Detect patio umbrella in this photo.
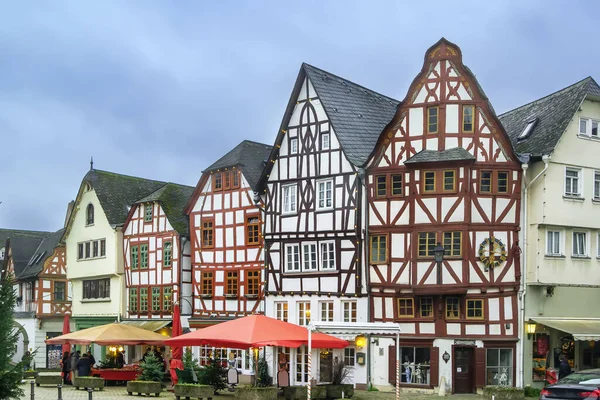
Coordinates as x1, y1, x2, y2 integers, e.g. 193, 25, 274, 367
61, 313, 71, 354
164, 314, 349, 349
169, 304, 184, 384
46, 321, 168, 346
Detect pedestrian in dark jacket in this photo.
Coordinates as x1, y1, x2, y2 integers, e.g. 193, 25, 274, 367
87, 351, 95, 367
77, 353, 93, 377
558, 354, 572, 379
61, 352, 71, 385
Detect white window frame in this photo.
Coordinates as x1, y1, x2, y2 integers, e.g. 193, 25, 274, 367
594, 171, 600, 200
342, 301, 357, 323
546, 230, 563, 256
302, 243, 317, 272
579, 118, 600, 138
275, 301, 288, 322
321, 132, 330, 150
486, 348, 513, 387
298, 301, 311, 326
290, 137, 298, 155
319, 301, 334, 322
344, 347, 356, 367
77, 238, 107, 261
565, 167, 582, 197
320, 241, 335, 271
282, 184, 297, 214
316, 179, 333, 210
597, 233, 600, 258
580, 118, 589, 135
572, 231, 589, 257
285, 244, 300, 273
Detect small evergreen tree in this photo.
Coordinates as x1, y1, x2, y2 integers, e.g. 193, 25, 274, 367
139, 352, 164, 382
256, 356, 271, 387
0, 273, 27, 399
198, 355, 227, 393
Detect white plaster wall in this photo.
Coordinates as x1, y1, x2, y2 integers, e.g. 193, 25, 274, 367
13, 317, 37, 364
35, 319, 72, 368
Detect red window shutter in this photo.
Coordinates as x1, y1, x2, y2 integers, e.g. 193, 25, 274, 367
475, 347, 486, 388
388, 345, 397, 385
430, 346, 439, 386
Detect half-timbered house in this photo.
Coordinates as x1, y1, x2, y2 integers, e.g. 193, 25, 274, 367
260, 64, 398, 388
367, 39, 522, 393
185, 140, 271, 377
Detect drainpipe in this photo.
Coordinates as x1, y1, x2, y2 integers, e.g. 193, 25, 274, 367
357, 167, 372, 388
518, 154, 550, 387
180, 236, 187, 313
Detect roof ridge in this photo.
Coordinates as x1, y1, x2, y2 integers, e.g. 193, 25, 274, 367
0, 228, 52, 236
89, 169, 168, 184
499, 77, 592, 117
302, 62, 400, 104
240, 139, 272, 147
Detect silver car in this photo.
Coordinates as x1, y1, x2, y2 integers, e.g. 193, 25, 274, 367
540, 369, 600, 399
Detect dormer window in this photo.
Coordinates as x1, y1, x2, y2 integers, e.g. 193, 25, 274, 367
86, 204, 94, 226
518, 118, 538, 140
144, 204, 153, 222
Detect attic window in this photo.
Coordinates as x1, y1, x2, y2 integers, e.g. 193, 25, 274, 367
144, 204, 153, 222
518, 118, 538, 140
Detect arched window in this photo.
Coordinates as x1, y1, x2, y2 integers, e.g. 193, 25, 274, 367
86, 204, 94, 225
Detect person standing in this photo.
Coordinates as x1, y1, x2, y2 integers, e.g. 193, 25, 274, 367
70, 350, 80, 383
559, 354, 572, 380
61, 351, 71, 385
87, 351, 96, 367
77, 353, 93, 377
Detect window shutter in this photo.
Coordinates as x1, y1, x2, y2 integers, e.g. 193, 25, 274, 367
475, 347, 486, 388
388, 345, 397, 385
430, 346, 439, 386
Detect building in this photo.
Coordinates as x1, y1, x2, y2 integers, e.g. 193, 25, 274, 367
260, 63, 398, 388
366, 39, 522, 393
185, 140, 271, 377
499, 76, 600, 388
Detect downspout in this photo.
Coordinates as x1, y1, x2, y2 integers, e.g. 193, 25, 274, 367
180, 236, 187, 314
518, 154, 550, 387
358, 167, 372, 388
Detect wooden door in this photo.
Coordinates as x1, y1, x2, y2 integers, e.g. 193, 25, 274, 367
453, 347, 474, 393
319, 350, 333, 383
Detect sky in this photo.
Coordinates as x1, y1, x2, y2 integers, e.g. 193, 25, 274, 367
1, 0, 598, 231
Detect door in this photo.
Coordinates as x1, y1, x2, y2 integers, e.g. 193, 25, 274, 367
454, 347, 474, 393
46, 332, 63, 369
319, 349, 333, 382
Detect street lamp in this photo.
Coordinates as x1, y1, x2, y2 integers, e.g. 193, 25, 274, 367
526, 321, 537, 340
434, 242, 445, 285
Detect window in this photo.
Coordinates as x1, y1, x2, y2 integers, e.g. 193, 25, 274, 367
224, 171, 231, 190
594, 171, 600, 200
391, 175, 403, 196
446, 297, 460, 319
144, 204, 153, 222
140, 244, 148, 269
163, 242, 172, 267
246, 215, 260, 245
78, 243, 83, 260
321, 133, 330, 150
93, 241, 99, 258
86, 204, 94, 225
443, 170, 455, 192
202, 219, 214, 248
302, 243, 317, 271
290, 137, 298, 154
398, 298, 414, 318
376, 176, 387, 197
580, 118, 588, 135
466, 299, 484, 319
140, 287, 148, 312
342, 301, 357, 323
129, 288, 138, 313
213, 172, 222, 191
573, 232, 587, 257
598, 233, 600, 258
443, 231, 462, 257
418, 232, 436, 257
152, 287, 161, 312
275, 302, 288, 322
463, 105, 475, 132
399, 347, 431, 384
246, 270, 260, 296
232, 170, 240, 189
163, 287, 172, 312
427, 106, 438, 134
565, 168, 581, 197
131, 245, 139, 269
486, 348, 513, 386
320, 242, 335, 270
285, 244, 300, 272
423, 171, 436, 192
480, 171, 492, 193
580, 118, 600, 138
370, 235, 387, 264
85, 242, 90, 258
53, 281, 66, 302
546, 231, 561, 256
419, 297, 433, 318
100, 240, 106, 256
78, 239, 106, 260
226, 272, 238, 296
518, 118, 537, 140
282, 184, 297, 214
296, 346, 309, 383
497, 172, 509, 193
317, 180, 333, 209
344, 348, 356, 367
298, 301, 311, 326
320, 301, 333, 322
201, 272, 213, 296
83, 278, 110, 299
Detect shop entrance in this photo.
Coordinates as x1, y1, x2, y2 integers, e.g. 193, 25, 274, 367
453, 347, 474, 393
319, 349, 333, 382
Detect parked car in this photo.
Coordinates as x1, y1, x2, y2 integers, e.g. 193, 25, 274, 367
540, 369, 600, 399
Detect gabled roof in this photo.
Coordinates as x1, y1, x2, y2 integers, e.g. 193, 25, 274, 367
134, 183, 195, 235
203, 140, 272, 191
19, 228, 65, 279
0, 228, 50, 251
499, 77, 600, 156
0, 229, 52, 279
405, 148, 475, 165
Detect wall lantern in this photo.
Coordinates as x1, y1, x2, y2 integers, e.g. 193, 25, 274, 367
355, 335, 366, 349
434, 242, 445, 285
526, 322, 537, 339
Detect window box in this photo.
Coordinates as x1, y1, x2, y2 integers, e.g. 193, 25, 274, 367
224, 294, 238, 298
200, 294, 213, 299
244, 294, 259, 299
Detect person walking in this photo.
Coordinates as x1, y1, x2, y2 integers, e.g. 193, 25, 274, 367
61, 351, 71, 385
77, 353, 93, 377
558, 354, 572, 380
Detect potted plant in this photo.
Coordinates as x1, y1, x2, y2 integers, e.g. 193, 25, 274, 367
196, 354, 227, 395
233, 357, 277, 399
127, 352, 163, 396
325, 360, 353, 399
174, 349, 214, 399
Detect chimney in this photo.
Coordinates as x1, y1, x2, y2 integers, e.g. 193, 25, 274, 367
64, 200, 75, 228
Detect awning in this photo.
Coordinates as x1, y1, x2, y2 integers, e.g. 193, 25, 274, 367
308, 321, 401, 340
120, 320, 171, 332
532, 318, 600, 341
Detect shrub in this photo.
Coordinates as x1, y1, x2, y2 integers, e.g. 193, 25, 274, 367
523, 386, 541, 397
255, 357, 271, 387
138, 352, 164, 382
331, 359, 349, 385
197, 355, 227, 393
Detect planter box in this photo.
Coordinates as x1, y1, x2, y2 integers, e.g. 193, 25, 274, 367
36, 373, 62, 386
234, 386, 279, 400
174, 384, 213, 399
73, 376, 105, 391
23, 371, 37, 379
311, 385, 327, 399
483, 386, 525, 400
127, 380, 162, 397
325, 384, 354, 399
283, 386, 311, 400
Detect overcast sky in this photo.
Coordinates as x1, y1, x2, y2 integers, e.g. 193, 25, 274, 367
1, 1, 598, 231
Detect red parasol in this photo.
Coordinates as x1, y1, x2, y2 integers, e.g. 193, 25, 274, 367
169, 304, 184, 384
61, 313, 71, 354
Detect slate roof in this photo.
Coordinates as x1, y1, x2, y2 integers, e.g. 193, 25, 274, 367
499, 77, 600, 156
135, 183, 195, 235
404, 147, 475, 164
303, 63, 400, 166
0, 229, 52, 279
19, 228, 65, 279
204, 140, 273, 191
